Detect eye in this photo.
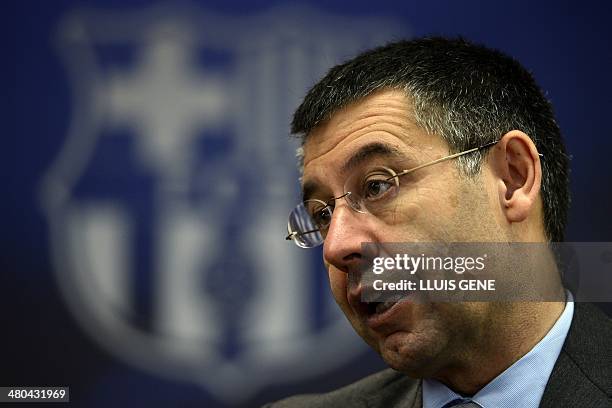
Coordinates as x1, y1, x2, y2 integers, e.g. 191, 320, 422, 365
312, 207, 332, 227
362, 172, 398, 201
305, 200, 332, 228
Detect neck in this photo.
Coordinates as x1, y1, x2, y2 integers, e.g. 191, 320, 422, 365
435, 299, 565, 395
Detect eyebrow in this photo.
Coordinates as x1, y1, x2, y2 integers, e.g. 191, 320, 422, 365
302, 142, 405, 202
341, 142, 404, 174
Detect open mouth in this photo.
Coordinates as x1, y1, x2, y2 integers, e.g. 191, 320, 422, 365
355, 293, 414, 330
348, 284, 410, 328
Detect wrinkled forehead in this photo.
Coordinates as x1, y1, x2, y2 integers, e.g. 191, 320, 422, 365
300, 89, 448, 191
302, 89, 418, 166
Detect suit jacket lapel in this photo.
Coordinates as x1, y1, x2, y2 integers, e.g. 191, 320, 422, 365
540, 303, 612, 407
364, 377, 422, 408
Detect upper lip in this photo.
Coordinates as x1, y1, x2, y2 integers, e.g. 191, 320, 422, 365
347, 280, 384, 320
347, 272, 416, 331
342, 260, 403, 322
348, 283, 368, 318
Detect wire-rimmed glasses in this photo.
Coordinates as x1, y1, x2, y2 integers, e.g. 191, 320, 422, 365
286, 140, 501, 248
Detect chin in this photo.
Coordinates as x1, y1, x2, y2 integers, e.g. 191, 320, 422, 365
377, 330, 444, 378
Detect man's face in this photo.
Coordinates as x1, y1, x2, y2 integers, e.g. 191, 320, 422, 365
301, 89, 506, 377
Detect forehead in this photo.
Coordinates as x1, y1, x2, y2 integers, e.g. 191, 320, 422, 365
301, 89, 447, 188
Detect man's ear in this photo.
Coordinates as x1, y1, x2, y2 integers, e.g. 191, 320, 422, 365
489, 131, 542, 223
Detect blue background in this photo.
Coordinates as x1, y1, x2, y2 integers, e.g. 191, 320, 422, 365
5, 1, 612, 407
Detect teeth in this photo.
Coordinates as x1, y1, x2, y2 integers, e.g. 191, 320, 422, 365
375, 301, 396, 315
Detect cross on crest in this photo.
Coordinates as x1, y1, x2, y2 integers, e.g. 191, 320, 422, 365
105, 22, 229, 185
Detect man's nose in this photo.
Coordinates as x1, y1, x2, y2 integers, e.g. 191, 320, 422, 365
323, 202, 373, 273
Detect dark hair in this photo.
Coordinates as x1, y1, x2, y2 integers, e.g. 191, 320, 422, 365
291, 37, 570, 242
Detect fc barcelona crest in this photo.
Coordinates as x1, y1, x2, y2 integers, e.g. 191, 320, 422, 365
40, 3, 405, 402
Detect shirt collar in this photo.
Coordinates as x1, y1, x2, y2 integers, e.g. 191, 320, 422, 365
423, 292, 574, 408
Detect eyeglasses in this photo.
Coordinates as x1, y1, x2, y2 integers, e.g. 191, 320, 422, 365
285, 140, 505, 248
286, 140, 502, 248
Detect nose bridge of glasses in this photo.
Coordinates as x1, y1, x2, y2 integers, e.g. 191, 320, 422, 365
324, 195, 367, 241
331, 191, 351, 204
334, 191, 366, 214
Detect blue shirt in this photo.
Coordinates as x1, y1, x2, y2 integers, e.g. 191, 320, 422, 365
423, 294, 574, 408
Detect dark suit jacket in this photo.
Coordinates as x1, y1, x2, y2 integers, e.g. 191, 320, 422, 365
266, 303, 611, 407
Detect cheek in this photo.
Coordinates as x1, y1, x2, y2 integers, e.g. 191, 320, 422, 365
391, 181, 455, 221
328, 269, 350, 310
381, 200, 450, 242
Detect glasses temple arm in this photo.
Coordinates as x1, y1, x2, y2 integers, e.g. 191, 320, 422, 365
392, 140, 543, 179
285, 228, 320, 240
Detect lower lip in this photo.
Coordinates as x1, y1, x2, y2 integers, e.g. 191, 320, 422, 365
365, 299, 412, 330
